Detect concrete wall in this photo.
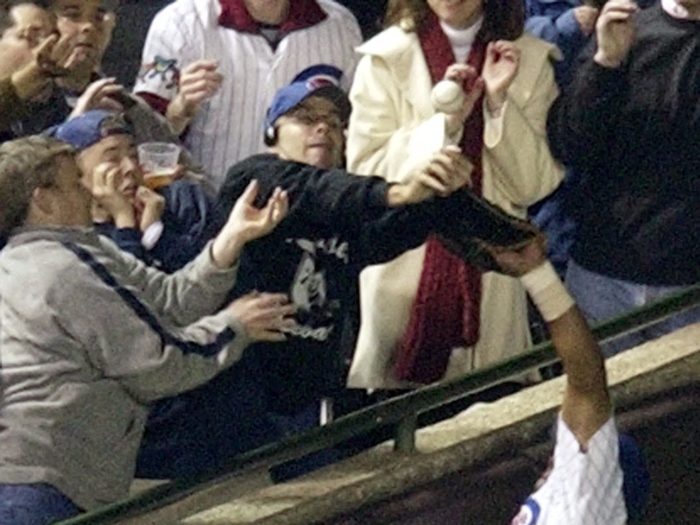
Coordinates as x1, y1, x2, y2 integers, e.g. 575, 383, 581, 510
118, 322, 700, 525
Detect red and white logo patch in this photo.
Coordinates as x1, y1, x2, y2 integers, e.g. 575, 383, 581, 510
305, 75, 339, 91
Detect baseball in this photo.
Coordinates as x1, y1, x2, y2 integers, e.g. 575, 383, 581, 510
431, 80, 465, 114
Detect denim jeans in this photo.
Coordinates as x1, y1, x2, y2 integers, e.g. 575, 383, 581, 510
566, 260, 700, 357
0, 484, 81, 525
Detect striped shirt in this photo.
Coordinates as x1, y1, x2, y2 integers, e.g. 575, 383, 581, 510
134, 0, 362, 189
511, 416, 627, 525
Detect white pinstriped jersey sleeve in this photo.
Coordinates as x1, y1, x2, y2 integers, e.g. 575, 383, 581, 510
510, 415, 627, 525
134, 0, 362, 190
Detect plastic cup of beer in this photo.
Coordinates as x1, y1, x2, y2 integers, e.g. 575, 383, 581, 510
138, 142, 181, 190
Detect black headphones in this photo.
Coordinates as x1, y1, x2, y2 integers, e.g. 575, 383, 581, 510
263, 125, 278, 146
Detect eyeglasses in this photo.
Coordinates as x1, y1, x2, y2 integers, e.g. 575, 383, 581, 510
286, 107, 344, 130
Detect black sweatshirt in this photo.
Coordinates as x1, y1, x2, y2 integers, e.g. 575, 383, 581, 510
217, 154, 531, 413
135, 154, 534, 479
548, 5, 700, 285
218, 155, 448, 413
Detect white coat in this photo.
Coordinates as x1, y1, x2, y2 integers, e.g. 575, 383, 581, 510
346, 25, 564, 389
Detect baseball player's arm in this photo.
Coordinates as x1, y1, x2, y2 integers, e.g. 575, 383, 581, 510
547, 295, 612, 449
485, 237, 612, 449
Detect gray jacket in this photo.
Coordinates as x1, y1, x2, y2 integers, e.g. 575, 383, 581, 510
0, 227, 249, 510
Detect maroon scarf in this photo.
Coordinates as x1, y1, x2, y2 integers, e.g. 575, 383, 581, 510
393, 12, 486, 384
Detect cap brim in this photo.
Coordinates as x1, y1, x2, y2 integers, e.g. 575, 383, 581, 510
305, 85, 352, 124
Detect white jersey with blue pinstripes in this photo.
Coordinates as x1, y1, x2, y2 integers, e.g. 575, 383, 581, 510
511, 415, 627, 525
134, 0, 362, 190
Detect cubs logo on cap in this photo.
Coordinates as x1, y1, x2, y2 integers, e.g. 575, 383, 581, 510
305, 74, 340, 92
264, 64, 351, 132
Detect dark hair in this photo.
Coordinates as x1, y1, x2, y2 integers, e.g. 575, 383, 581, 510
0, 1, 50, 35
384, 0, 524, 42
0, 135, 75, 237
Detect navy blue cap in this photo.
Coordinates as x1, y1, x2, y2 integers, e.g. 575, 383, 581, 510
53, 110, 133, 151
264, 64, 351, 134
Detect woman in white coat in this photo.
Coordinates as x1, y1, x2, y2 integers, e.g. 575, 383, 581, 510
346, 0, 564, 389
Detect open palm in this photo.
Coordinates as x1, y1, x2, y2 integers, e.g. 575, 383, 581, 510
482, 41, 520, 112
226, 180, 289, 243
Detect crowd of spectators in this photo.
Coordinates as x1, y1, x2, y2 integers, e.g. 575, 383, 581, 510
1, 0, 696, 523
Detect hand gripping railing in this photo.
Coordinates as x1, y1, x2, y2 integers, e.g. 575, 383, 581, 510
58, 282, 700, 525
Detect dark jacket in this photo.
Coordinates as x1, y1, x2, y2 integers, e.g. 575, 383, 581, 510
547, 4, 700, 285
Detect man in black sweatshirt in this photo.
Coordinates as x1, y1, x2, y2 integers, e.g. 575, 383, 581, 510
547, 0, 700, 356
136, 65, 535, 480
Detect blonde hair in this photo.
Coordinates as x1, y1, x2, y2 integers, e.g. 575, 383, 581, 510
0, 135, 75, 237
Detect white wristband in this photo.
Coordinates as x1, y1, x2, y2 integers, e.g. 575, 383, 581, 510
520, 261, 575, 322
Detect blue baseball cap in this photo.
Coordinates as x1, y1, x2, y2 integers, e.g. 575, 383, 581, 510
264, 64, 351, 136
52, 110, 133, 151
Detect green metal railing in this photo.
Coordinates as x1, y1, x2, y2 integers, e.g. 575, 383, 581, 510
59, 282, 700, 525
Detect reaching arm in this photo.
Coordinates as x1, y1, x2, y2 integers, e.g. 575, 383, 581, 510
50, 255, 295, 403
217, 152, 470, 239
97, 179, 288, 327
486, 237, 611, 448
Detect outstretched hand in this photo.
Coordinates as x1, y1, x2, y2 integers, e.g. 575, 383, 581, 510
227, 180, 289, 243
480, 234, 548, 277
387, 146, 473, 206
211, 180, 289, 268
227, 291, 298, 342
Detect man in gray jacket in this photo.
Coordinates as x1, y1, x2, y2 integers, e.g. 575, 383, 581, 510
0, 135, 295, 524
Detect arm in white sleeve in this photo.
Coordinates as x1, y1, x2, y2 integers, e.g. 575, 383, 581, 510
133, 6, 197, 102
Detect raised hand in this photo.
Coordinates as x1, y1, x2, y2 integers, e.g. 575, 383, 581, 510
11, 32, 78, 100
70, 77, 125, 118
387, 146, 473, 206
167, 60, 223, 134
442, 64, 486, 136
482, 40, 521, 114
227, 180, 288, 243
226, 292, 298, 342
594, 0, 638, 68
211, 180, 289, 268
574, 5, 600, 36
89, 162, 136, 228
35, 31, 81, 77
